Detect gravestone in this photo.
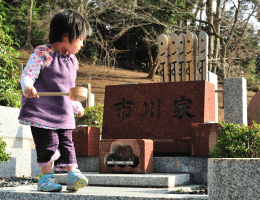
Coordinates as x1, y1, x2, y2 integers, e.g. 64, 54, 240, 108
224, 77, 247, 125
102, 81, 215, 155
247, 89, 260, 125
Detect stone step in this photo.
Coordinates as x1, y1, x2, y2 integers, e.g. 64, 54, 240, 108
54, 172, 190, 188
0, 185, 208, 200
75, 156, 208, 184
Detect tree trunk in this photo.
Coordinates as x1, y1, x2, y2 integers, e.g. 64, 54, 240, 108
141, 27, 153, 69
176, 19, 182, 35
191, 0, 204, 31
126, 32, 131, 68
147, 53, 159, 79
220, 38, 226, 79
198, 7, 203, 31
131, 41, 137, 68
213, 0, 222, 73
206, 0, 214, 72
24, 0, 33, 50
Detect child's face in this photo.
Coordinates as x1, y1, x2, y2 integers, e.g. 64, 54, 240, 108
64, 36, 84, 55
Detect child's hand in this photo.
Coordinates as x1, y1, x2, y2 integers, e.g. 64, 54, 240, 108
24, 86, 40, 98
77, 110, 84, 117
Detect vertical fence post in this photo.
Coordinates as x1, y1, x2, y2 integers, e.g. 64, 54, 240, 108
192, 33, 198, 81
168, 33, 178, 82
198, 31, 208, 81
158, 34, 169, 82
87, 83, 91, 107
178, 33, 185, 82
158, 31, 210, 82
185, 31, 194, 81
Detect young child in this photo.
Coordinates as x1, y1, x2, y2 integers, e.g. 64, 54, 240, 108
18, 9, 92, 192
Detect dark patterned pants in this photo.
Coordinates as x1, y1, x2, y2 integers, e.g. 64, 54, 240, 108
30, 126, 78, 171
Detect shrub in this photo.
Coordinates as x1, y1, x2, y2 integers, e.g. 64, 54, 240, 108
0, 15, 24, 108
0, 135, 11, 165
75, 102, 104, 133
210, 121, 260, 158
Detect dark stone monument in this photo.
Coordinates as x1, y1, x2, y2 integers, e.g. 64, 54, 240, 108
102, 81, 215, 155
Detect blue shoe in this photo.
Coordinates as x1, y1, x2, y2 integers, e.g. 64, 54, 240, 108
66, 169, 88, 191
37, 174, 62, 192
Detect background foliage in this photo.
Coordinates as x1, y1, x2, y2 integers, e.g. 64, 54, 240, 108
75, 103, 104, 133
0, 15, 23, 108
1, 0, 260, 109
0, 133, 11, 165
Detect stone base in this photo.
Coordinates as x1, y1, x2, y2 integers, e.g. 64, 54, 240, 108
99, 139, 153, 174
191, 123, 220, 156
75, 156, 208, 184
72, 126, 100, 157
55, 172, 190, 188
208, 158, 260, 199
0, 148, 42, 178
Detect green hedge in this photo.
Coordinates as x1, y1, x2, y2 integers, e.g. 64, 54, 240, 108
210, 121, 260, 158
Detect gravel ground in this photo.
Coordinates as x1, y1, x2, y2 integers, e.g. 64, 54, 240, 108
0, 176, 39, 188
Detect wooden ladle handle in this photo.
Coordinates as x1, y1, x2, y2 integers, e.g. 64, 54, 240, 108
36, 92, 70, 96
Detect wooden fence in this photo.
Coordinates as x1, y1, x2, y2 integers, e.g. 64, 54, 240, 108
158, 31, 208, 83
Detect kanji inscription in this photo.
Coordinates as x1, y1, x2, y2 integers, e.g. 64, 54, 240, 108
102, 81, 215, 154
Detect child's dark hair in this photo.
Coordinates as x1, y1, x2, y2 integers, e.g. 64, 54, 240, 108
49, 9, 92, 44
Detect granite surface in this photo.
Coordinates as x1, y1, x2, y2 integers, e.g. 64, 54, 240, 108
0, 106, 32, 139
153, 157, 208, 185
73, 156, 209, 185
54, 172, 190, 188
208, 158, 260, 200
247, 89, 260, 125
190, 123, 220, 156
224, 77, 247, 125
0, 185, 208, 200
99, 139, 153, 173
72, 126, 100, 157
0, 148, 42, 178
208, 71, 218, 123
102, 81, 215, 154
77, 157, 99, 172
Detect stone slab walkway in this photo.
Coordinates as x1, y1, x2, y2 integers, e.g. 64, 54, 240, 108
0, 185, 208, 200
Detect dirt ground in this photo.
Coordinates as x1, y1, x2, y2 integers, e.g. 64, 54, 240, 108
18, 48, 257, 123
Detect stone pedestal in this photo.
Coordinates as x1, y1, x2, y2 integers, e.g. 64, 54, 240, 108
208, 158, 260, 199
72, 126, 100, 157
99, 139, 153, 174
102, 81, 215, 154
191, 123, 220, 156
224, 77, 247, 125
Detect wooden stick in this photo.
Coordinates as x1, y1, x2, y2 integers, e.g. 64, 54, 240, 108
36, 92, 70, 96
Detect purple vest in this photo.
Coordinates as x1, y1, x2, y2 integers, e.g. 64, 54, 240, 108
18, 44, 78, 129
